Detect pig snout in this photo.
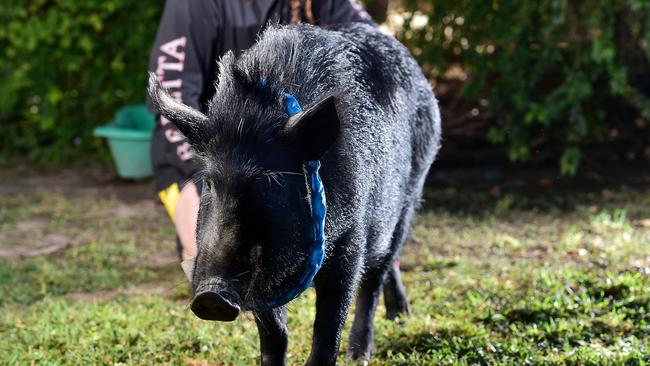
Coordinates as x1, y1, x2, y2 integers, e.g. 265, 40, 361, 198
191, 280, 241, 321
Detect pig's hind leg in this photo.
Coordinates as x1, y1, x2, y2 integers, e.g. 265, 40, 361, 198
254, 306, 288, 366
382, 203, 416, 320
383, 261, 410, 320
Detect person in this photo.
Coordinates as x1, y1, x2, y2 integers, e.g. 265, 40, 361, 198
147, 0, 375, 267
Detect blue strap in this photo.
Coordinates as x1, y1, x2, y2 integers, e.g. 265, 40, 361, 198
264, 88, 327, 308
266, 160, 326, 308
283, 92, 303, 116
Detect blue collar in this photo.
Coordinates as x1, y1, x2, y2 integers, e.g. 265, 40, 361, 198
264, 90, 327, 308
265, 159, 326, 308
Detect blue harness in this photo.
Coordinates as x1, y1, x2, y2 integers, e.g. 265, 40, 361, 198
265, 91, 327, 308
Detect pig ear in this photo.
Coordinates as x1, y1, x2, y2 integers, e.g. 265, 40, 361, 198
286, 96, 340, 161
148, 72, 208, 144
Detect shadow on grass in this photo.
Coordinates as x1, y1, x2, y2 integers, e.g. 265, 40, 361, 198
373, 326, 531, 364
477, 271, 650, 347
420, 185, 650, 220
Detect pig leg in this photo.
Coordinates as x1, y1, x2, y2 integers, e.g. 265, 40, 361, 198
383, 261, 410, 320
383, 204, 414, 320
254, 307, 288, 366
305, 249, 361, 366
347, 267, 387, 361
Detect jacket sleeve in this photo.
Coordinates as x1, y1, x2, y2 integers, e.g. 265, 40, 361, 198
147, 0, 220, 171
326, 0, 376, 25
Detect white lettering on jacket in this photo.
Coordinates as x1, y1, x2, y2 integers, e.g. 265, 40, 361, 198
159, 37, 186, 62
156, 36, 192, 161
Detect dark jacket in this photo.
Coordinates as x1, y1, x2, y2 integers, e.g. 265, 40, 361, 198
148, 0, 373, 190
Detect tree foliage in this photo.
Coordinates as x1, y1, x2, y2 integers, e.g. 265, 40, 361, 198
2, 1, 649, 174
396, 0, 650, 174
0, 1, 161, 162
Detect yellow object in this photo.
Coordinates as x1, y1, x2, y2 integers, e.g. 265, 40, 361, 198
158, 183, 181, 222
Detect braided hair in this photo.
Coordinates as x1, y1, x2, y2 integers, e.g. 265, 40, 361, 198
290, 0, 316, 24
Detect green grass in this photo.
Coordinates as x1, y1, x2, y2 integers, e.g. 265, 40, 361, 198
1, 176, 649, 365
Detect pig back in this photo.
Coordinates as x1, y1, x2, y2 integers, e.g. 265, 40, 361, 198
290, 23, 441, 256
231, 23, 441, 258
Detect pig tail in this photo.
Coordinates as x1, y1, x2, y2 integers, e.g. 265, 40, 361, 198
290, 0, 316, 24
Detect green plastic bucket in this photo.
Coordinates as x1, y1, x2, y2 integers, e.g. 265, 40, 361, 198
94, 105, 155, 179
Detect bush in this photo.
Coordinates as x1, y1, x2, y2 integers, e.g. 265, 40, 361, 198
0, 0, 161, 163
396, 0, 650, 174
3, 1, 649, 174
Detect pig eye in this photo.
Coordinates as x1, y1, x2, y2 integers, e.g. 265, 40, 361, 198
199, 178, 213, 196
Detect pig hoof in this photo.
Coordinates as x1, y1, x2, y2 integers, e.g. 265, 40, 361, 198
346, 345, 371, 363
386, 301, 410, 321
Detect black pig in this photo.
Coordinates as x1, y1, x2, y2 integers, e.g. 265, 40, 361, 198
148, 22, 441, 365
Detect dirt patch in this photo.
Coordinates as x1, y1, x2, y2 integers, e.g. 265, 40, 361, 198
16, 216, 49, 231
144, 250, 179, 268
0, 167, 172, 260
184, 360, 225, 366
111, 200, 159, 219
66, 282, 172, 303
0, 166, 155, 203
0, 233, 73, 259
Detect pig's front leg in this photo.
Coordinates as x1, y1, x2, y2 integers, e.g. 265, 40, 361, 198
254, 306, 288, 366
305, 252, 361, 366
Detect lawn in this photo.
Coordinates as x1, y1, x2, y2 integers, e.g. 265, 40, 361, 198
0, 168, 648, 365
